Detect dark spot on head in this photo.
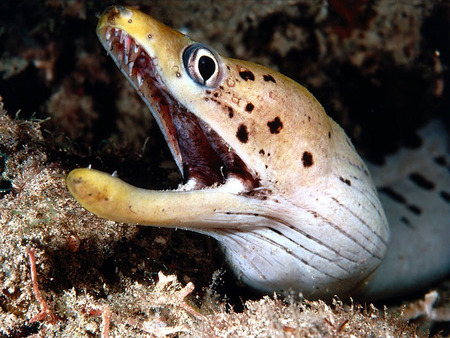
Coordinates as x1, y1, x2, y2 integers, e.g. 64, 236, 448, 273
328, 132, 331, 139
205, 90, 211, 94
407, 205, 422, 215
226, 65, 230, 70
440, 191, 450, 203
128, 19, 132, 23
213, 92, 219, 98
380, 187, 406, 204
72, 177, 82, 184
219, 86, 224, 90
263, 74, 276, 83
267, 117, 283, 134
204, 97, 209, 102
302, 151, 313, 167
239, 70, 255, 81
339, 177, 352, 186
236, 124, 249, 143
434, 155, 447, 167
245, 103, 254, 112
259, 149, 265, 155
228, 106, 234, 118
409, 173, 435, 190
148, 34, 152, 39
400, 216, 413, 228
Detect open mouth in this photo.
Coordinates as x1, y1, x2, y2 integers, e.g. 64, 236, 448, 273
100, 27, 259, 193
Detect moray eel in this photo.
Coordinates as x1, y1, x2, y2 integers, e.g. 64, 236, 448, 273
67, 6, 450, 300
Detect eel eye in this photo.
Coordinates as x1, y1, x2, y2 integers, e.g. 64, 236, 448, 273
183, 43, 222, 88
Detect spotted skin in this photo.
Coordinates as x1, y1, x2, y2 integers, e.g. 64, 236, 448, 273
361, 121, 450, 299
67, 6, 449, 300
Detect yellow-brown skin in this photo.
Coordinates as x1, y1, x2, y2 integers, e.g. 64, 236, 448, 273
68, 6, 390, 299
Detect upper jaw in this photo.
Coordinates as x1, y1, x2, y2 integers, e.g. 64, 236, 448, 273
97, 23, 260, 195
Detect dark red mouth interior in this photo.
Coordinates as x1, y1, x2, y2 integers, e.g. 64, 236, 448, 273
102, 27, 258, 190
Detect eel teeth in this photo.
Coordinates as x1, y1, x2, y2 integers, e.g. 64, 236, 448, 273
128, 61, 134, 76
107, 38, 114, 51
105, 27, 112, 41
123, 36, 131, 64
119, 31, 127, 44
128, 41, 142, 64
117, 51, 123, 68
136, 70, 143, 87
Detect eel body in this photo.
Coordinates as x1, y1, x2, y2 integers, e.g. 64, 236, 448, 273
67, 6, 450, 300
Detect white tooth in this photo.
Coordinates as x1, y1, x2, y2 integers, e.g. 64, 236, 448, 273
106, 28, 112, 41
114, 29, 119, 37
124, 35, 131, 50
120, 31, 127, 44
134, 44, 140, 53
128, 61, 134, 76
124, 36, 132, 64
118, 52, 123, 68
107, 38, 113, 51
137, 71, 143, 87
